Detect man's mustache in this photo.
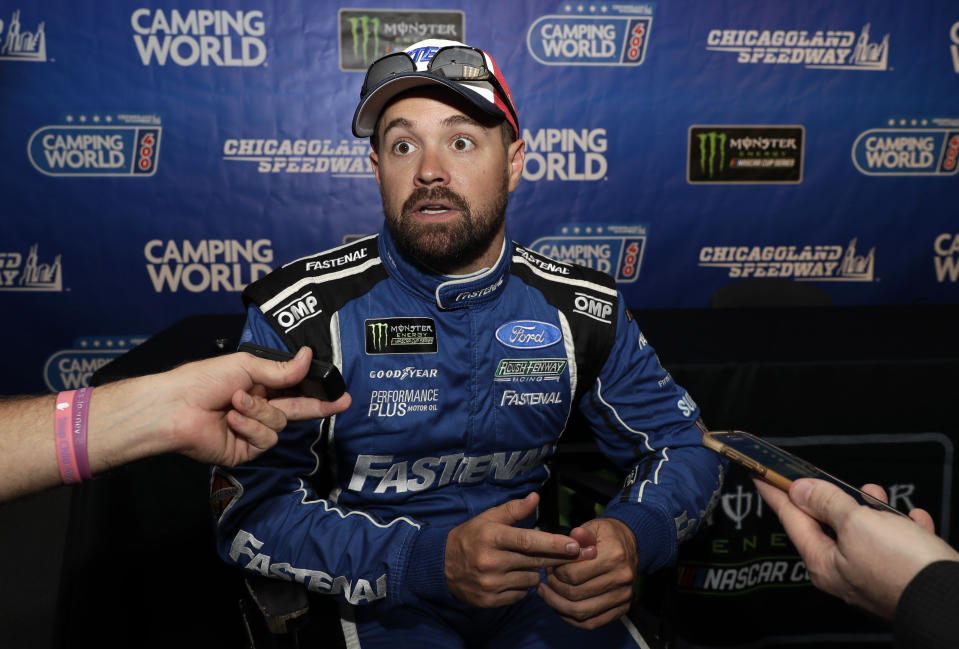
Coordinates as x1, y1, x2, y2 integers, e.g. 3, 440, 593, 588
401, 187, 471, 218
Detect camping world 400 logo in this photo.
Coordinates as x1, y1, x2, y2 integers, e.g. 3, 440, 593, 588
28, 114, 161, 177
529, 223, 647, 283
527, 3, 654, 66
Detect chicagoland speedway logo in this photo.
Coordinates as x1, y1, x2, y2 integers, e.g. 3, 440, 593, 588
0, 9, 46, 61
28, 113, 161, 177
522, 127, 608, 181
706, 23, 889, 70
131, 9, 266, 66
222, 136, 372, 176
699, 239, 876, 282
44, 336, 147, 391
0, 243, 62, 292
527, 2, 653, 66
529, 224, 646, 283
144, 239, 273, 293
852, 118, 959, 176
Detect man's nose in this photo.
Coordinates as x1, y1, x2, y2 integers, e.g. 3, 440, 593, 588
414, 147, 449, 186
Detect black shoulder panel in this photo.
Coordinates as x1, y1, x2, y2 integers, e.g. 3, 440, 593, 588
510, 243, 619, 402
241, 236, 387, 357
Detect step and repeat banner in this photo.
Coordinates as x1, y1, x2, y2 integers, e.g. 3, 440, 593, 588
2, 1, 957, 396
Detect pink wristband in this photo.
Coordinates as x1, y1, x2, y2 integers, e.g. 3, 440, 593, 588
72, 387, 93, 480
55, 390, 82, 485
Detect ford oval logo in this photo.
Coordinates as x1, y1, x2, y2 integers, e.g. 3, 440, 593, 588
495, 320, 562, 349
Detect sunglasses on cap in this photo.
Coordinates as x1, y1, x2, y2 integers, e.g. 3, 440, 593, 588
360, 45, 519, 129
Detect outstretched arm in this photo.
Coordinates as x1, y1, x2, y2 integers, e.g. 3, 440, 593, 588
0, 347, 350, 502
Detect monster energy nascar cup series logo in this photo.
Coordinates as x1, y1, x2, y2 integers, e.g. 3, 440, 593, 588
365, 317, 437, 355
338, 10, 464, 71
688, 125, 803, 183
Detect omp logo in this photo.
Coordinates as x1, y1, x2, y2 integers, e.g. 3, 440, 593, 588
0, 244, 62, 292
223, 137, 372, 177
699, 238, 876, 282
272, 291, 321, 334
852, 125, 959, 176
689, 126, 803, 183
530, 224, 647, 283
338, 9, 465, 71
0, 9, 46, 61
495, 321, 562, 350
28, 114, 161, 177
495, 358, 567, 382
131, 9, 266, 67
144, 239, 273, 293
573, 291, 614, 324
706, 23, 889, 70
934, 233, 959, 283
43, 336, 146, 391
522, 127, 607, 181
951, 22, 959, 73
527, 4, 654, 66
365, 318, 437, 355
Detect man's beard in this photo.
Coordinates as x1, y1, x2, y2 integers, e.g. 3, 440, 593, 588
383, 183, 509, 275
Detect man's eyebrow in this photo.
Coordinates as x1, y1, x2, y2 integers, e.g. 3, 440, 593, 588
442, 114, 487, 130
380, 117, 414, 139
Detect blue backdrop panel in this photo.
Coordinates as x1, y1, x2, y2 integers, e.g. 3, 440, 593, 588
2, 1, 957, 395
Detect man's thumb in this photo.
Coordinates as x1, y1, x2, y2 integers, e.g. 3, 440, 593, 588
482, 492, 540, 525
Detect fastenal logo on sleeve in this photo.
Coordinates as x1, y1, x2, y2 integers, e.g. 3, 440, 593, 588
338, 9, 464, 71
688, 126, 804, 183
527, 3, 654, 66
28, 114, 161, 177
0, 9, 46, 61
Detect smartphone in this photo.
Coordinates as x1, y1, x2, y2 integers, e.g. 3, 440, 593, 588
702, 429, 907, 517
238, 342, 346, 401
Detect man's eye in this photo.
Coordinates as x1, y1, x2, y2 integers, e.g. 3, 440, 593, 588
393, 141, 417, 155
452, 137, 475, 152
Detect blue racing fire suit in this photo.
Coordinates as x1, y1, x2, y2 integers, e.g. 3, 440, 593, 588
211, 226, 725, 646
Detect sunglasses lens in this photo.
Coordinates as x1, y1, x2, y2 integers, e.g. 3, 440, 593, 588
362, 53, 415, 95
429, 47, 490, 81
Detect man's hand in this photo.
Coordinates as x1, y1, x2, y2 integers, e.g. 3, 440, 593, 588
445, 492, 583, 607
537, 517, 638, 629
162, 346, 352, 466
755, 477, 959, 619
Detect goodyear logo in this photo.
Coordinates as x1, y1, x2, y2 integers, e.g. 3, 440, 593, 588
527, 4, 654, 66
0, 9, 47, 61
28, 115, 161, 177
338, 9, 465, 71
43, 336, 147, 391
530, 224, 646, 283
852, 126, 959, 176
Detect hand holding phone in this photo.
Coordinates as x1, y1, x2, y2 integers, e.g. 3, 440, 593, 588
702, 429, 907, 517
238, 342, 346, 401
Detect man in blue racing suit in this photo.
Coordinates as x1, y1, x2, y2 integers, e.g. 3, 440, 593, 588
212, 38, 725, 648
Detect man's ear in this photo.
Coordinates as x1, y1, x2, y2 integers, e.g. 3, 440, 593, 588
507, 138, 525, 193
370, 147, 381, 186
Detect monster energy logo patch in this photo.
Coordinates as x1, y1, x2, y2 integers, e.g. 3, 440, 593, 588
688, 125, 804, 183
338, 9, 465, 71
365, 317, 437, 355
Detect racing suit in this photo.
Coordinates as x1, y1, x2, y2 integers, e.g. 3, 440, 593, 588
212, 226, 725, 646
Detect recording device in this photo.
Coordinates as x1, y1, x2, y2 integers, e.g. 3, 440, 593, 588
702, 429, 906, 517
238, 342, 346, 401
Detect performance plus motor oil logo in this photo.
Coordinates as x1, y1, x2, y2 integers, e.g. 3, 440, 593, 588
699, 238, 876, 282
529, 224, 646, 283
338, 9, 464, 71
0, 243, 62, 292
527, 3, 654, 66
688, 126, 803, 183
852, 118, 959, 176
43, 336, 147, 392
706, 23, 889, 70
28, 113, 161, 177
222, 136, 372, 176
522, 127, 608, 182
131, 9, 266, 66
144, 239, 273, 293
0, 9, 46, 61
